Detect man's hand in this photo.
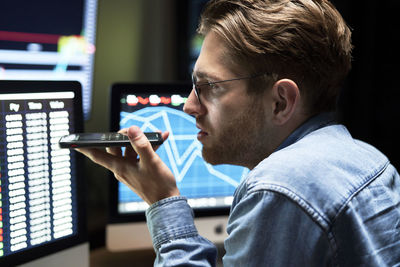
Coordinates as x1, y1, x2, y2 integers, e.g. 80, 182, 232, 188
76, 126, 179, 204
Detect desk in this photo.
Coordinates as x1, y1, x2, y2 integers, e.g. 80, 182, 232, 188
90, 247, 155, 267
90, 246, 224, 267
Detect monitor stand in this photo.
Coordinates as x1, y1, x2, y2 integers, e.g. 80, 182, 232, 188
19, 242, 89, 267
106, 216, 229, 251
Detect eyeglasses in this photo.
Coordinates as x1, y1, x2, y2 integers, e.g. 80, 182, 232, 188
191, 73, 266, 105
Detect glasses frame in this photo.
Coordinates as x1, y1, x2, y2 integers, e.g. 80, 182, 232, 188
191, 73, 266, 105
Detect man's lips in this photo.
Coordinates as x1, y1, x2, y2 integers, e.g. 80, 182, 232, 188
197, 131, 208, 141
196, 124, 209, 139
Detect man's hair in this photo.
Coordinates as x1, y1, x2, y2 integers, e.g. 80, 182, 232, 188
198, 0, 353, 114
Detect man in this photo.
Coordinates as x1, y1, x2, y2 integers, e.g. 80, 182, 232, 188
79, 0, 400, 265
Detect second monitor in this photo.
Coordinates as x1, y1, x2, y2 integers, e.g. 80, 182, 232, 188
107, 83, 249, 251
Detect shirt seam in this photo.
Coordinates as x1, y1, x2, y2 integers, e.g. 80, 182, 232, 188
153, 225, 198, 250
245, 186, 339, 265
245, 160, 390, 267
247, 185, 331, 229
332, 160, 390, 223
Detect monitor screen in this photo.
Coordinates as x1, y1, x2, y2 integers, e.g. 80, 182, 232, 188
107, 83, 248, 250
0, 81, 87, 266
110, 83, 248, 217
0, 0, 98, 120
176, 0, 208, 80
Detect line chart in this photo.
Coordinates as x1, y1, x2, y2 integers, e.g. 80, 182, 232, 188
119, 106, 249, 202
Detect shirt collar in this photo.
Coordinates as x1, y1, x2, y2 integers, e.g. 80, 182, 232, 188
275, 112, 337, 152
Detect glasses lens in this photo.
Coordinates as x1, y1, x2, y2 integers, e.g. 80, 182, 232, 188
192, 75, 201, 104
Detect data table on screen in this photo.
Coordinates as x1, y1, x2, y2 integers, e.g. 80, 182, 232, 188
0, 92, 78, 258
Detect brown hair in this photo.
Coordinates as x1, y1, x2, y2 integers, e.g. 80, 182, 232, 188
198, 0, 353, 114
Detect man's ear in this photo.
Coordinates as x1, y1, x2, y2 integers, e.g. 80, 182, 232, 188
270, 79, 300, 125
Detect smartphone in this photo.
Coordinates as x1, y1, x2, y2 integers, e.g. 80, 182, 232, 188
58, 132, 163, 148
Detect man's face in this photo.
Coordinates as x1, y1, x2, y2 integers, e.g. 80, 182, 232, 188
184, 32, 273, 169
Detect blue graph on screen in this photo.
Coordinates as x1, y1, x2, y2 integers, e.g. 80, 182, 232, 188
118, 106, 249, 203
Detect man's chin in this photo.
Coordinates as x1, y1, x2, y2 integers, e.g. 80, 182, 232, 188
202, 147, 228, 165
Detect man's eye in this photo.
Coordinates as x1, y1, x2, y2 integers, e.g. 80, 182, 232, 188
208, 82, 218, 89
197, 81, 221, 98
198, 81, 216, 91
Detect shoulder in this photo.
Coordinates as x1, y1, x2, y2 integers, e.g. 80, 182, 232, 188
234, 124, 389, 230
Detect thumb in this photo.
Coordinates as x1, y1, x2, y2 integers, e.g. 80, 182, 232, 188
127, 126, 155, 162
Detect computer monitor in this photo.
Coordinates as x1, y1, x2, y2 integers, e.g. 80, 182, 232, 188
0, 0, 98, 120
176, 0, 208, 80
0, 81, 88, 266
107, 83, 249, 251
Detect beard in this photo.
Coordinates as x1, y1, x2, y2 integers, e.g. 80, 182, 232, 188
201, 98, 270, 168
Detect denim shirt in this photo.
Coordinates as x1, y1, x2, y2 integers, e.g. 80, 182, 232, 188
146, 113, 400, 266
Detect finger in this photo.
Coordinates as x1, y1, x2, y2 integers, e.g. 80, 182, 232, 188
118, 128, 129, 135
154, 129, 169, 141
127, 126, 157, 164
124, 145, 138, 159
106, 146, 122, 156
161, 131, 169, 141
152, 131, 169, 152
75, 147, 124, 173
116, 127, 137, 157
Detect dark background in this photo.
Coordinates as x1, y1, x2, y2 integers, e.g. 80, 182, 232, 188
333, 0, 399, 170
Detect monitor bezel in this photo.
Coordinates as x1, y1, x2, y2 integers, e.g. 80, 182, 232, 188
108, 82, 230, 224
0, 80, 87, 266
